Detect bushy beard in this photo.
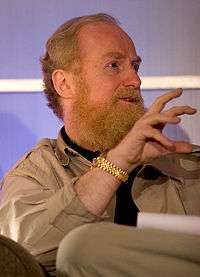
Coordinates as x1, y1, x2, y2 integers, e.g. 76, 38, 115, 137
69, 77, 145, 152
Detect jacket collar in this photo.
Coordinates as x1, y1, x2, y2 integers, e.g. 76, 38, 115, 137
55, 127, 92, 167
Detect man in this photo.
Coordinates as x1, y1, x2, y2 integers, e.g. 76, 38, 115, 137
0, 13, 200, 276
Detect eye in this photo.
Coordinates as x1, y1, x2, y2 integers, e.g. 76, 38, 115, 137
131, 61, 140, 72
110, 61, 119, 68
106, 60, 121, 71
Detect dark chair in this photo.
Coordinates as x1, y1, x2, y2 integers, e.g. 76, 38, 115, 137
0, 234, 46, 277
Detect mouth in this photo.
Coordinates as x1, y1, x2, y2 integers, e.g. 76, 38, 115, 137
119, 96, 141, 105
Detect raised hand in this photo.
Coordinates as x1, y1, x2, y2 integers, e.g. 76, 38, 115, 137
108, 88, 197, 173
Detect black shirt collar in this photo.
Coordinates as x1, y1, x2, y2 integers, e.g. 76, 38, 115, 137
61, 127, 100, 162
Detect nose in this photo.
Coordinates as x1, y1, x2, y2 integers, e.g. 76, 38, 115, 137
122, 68, 141, 89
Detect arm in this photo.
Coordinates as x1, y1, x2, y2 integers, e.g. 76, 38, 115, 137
0, 174, 103, 273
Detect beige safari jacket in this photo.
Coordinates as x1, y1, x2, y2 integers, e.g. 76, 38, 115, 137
0, 128, 200, 275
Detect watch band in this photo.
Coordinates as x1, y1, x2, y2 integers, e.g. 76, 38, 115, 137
91, 156, 128, 182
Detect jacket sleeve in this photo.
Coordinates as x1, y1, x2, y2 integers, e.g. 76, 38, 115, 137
132, 151, 200, 216
0, 172, 105, 273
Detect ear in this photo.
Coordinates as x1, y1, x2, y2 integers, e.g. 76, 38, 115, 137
52, 69, 74, 99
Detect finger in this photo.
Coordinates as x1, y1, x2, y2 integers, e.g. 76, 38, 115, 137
137, 113, 181, 127
138, 126, 175, 149
146, 88, 183, 115
164, 106, 197, 117
173, 141, 193, 153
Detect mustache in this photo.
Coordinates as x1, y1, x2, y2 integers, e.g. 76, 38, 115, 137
114, 87, 144, 103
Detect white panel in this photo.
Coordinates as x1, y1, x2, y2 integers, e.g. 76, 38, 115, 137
0, 76, 200, 92
141, 76, 200, 90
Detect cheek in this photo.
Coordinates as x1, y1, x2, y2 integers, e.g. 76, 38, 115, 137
86, 75, 121, 104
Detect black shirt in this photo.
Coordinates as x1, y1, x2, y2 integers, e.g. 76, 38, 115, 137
61, 127, 140, 226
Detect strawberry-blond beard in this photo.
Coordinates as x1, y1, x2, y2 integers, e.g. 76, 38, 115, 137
69, 78, 145, 152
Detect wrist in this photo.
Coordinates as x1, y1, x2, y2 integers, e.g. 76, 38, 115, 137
106, 149, 141, 174
91, 155, 128, 182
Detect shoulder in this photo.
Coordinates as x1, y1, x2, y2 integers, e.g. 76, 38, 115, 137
1, 138, 68, 189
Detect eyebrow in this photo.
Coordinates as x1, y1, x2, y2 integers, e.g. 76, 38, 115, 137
103, 51, 142, 63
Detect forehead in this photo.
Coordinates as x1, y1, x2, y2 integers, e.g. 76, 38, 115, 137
78, 22, 137, 60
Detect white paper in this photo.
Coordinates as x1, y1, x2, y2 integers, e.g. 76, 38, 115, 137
137, 213, 200, 236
